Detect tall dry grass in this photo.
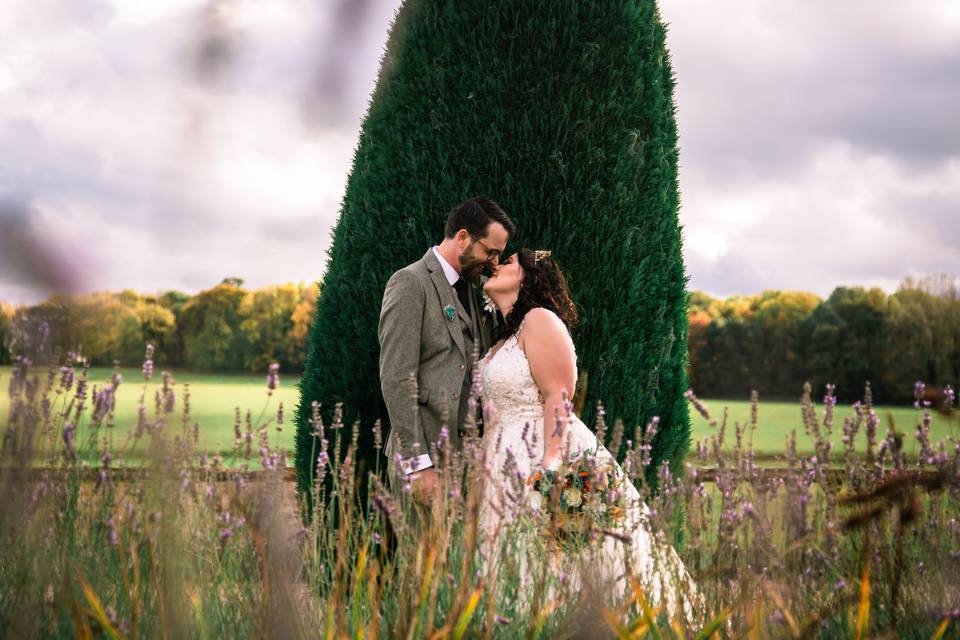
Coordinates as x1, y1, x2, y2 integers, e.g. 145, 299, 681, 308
1, 333, 958, 638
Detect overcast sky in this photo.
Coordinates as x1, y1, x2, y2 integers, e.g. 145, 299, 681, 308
1, 0, 958, 305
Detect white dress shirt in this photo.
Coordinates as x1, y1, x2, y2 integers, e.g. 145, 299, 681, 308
399, 247, 461, 477
432, 245, 460, 285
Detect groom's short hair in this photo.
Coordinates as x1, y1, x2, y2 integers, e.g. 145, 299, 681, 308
444, 196, 515, 239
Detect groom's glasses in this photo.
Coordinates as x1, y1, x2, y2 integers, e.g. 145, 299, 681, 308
468, 233, 502, 262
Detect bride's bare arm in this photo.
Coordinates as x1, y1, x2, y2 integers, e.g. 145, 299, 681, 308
520, 308, 577, 469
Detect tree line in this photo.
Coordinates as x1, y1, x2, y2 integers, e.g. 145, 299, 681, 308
0, 279, 318, 374
2, 274, 956, 404
689, 274, 960, 404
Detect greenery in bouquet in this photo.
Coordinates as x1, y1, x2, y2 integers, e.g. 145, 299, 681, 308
528, 449, 627, 545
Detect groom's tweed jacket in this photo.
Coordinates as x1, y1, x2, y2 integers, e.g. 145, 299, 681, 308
379, 249, 493, 483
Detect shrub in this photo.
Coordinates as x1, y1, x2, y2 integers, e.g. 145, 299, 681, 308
296, 0, 691, 503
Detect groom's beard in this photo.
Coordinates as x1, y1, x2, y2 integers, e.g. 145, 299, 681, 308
459, 258, 486, 284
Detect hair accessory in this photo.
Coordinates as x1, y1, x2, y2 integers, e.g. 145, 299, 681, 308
534, 249, 552, 263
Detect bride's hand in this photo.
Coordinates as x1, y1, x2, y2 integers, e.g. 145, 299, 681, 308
541, 455, 562, 472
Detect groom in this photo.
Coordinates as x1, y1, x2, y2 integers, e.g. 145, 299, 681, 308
379, 197, 514, 501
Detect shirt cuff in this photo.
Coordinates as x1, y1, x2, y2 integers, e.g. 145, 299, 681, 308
399, 454, 433, 476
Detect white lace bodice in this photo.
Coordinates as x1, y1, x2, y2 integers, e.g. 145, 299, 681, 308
479, 332, 544, 433
478, 317, 584, 477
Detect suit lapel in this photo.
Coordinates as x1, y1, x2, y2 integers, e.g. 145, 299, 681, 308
423, 250, 467, 358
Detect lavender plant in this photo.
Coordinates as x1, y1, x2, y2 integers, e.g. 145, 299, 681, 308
1, 330, 959, 638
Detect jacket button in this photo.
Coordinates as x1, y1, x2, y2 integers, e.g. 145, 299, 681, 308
459, 364, 465, 371
452, 392, 459, 400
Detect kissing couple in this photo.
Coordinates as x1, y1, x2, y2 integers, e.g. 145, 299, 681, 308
378, 196, 698, 619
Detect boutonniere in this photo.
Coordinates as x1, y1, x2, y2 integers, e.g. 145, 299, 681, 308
478, 275, 497, 315
444, 304, 456, 320
482, 291, 496, 315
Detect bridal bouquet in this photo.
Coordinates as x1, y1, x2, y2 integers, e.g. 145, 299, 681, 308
527, 449, 627, 545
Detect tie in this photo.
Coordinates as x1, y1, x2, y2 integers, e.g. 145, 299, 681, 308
453, 277, 472, 318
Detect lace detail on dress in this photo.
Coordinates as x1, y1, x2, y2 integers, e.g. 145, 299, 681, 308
480, 333, 543, 436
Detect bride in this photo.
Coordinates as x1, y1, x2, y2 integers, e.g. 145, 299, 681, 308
477, 248, 699, 621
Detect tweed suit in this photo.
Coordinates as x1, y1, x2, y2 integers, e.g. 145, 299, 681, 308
379, 248, 494, 488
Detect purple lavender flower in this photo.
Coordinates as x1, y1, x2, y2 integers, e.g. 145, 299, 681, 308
59, 366, 75, 391
106, 515, 118, 546
37, 321, 49, 350
266, 363, 280, 396
316, 450, 329, 483
62, 422, 76, 461
914, 380, 926, 409
823, 384, 837, 418
92, 387, 114, 423
142, 344, 155, 381
645, 416, 660, 439
684, 389, 710, 420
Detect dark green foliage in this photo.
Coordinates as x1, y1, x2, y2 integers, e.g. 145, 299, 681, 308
800, 287, 889, 402
0, 307, 10, 365
295, 0, 691, 497
693, 291, 821, 400
179, 283, 253, 371
688, 282, 960, 405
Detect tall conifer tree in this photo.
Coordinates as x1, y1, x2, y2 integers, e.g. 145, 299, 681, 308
295, 0, 690, 499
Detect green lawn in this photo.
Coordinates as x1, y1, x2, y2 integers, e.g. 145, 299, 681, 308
687, 396, 959, 459
0, 366, 299, 463
2, 367, 957, 461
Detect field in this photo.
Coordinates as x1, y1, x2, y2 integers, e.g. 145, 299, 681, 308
0, 366, 299, 464
3, 366, 957, 463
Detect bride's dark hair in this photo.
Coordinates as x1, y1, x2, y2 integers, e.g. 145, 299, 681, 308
496, 248, 578, 340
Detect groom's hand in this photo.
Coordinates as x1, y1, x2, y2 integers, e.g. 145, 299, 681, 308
409, 467, 438, 502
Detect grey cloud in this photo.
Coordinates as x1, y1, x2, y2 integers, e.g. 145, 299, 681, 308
258, 212, 334, 243
685, 253, 769, 298
0, 128, 221, 245
7, 0, 114, 32
878, 190, 960, 249
665, 10, 960, 177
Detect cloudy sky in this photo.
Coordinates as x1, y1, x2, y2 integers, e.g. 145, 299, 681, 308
1, 0, 958, 304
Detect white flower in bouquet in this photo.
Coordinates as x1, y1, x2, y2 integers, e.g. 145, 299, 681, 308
584, 494, 607, 518
562, 487, 582, 507
529, 491, 544, 511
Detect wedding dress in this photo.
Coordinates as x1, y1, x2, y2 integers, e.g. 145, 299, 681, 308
477, 315, 699, 622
